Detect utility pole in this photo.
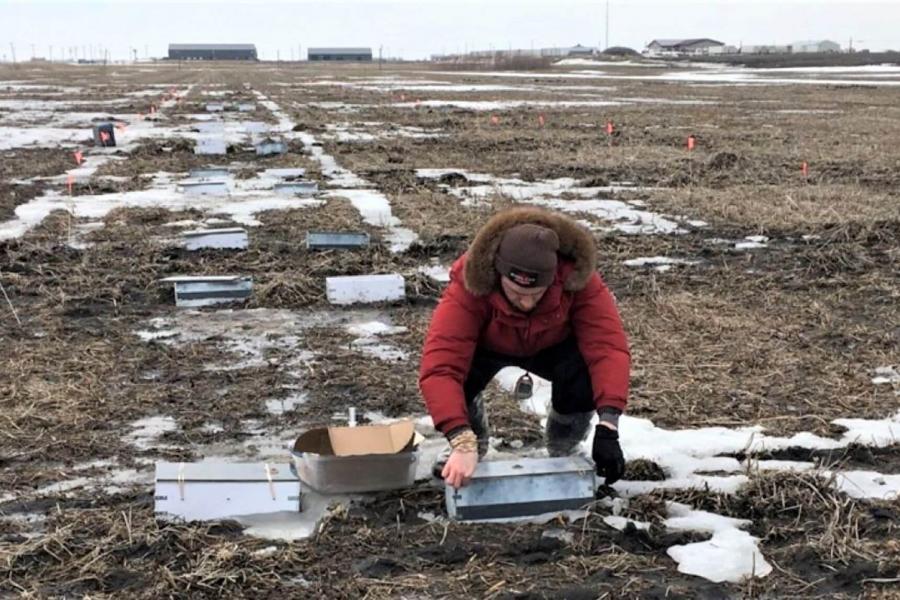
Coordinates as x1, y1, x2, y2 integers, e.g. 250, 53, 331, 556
10, 43, 16, 63
605, 0, 610, 50
49, 45, 53, 62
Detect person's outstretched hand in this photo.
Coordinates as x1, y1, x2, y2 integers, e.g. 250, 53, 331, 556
442, 449, 478, 488
592, 425, 625, 485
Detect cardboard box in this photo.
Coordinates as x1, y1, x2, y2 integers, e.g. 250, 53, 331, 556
291, 421, 419, 493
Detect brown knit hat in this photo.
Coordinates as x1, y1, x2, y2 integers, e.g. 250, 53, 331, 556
494, 224, 559, 288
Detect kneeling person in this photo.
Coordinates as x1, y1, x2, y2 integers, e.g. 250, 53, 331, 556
419, 207, 630, 488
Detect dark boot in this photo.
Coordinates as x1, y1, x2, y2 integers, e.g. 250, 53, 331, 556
545, 409, 593, 457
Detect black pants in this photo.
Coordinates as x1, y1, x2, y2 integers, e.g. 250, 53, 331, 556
464, 336, 595, 415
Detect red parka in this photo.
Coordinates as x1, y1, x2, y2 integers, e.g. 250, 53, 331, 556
419, 207, 631, 434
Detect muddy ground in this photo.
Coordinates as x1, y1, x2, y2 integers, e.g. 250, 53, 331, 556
1, 60, 899, 598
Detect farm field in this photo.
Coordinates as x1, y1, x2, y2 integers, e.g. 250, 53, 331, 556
1, 58, 899, 599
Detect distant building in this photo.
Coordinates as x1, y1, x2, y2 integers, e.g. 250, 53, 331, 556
567, 44, 596, 57
308, 47, 373, 61
603, 46, 640, 56
168, 44, 257, 61
644, 38, 725, 56
741, 44, 790, 55
792, 40, 841, 53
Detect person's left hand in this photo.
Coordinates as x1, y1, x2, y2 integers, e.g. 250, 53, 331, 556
592, 424, 625, 484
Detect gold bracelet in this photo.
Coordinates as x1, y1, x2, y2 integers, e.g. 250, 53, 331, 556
449, 430, 478, 453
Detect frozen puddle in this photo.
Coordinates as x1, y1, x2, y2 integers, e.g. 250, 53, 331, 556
0, 169, 323, 242
134, 309, 323, 372
623, 256, 700, 272
345, 318, 409, 362
322, 121, 446, 142
125, 415, 178, 450
236, 492, 354, 541
872, 366, 900, 387
734, 235, 769, 250
255, 90, 418, 252
417, 264, 451, 282
416, 168, 698, 235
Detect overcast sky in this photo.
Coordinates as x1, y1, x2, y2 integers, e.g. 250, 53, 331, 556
1, 0, 898, 61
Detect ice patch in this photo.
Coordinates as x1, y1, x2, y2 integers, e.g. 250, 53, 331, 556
266, 392, 308, 416
346, 319, 409, 362
664, 502, 750, 533
125, 415, 178, 450
417, 265, 451, 282
394, 99, 624, 111
872, 366, 900, 386
623, 256, 700, 270
831, 470, 900, 500
134, 309, 324, 372
0, 171, 324, 241
0, 126, 91, 150
735, 235, 769, 250
603, 515, 651, 531
236, 492, 353, 541
667, 528, 772, 583
416, 169, 682, 235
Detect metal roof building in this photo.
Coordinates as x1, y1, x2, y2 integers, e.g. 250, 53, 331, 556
645, 38, 725, 56
168, 44, 258, 61
308, 47, 373, 61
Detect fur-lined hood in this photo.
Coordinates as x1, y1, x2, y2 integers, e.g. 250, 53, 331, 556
463, 207, 596, 296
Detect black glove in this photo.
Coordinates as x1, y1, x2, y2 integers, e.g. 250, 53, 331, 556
592, 425, 626, 485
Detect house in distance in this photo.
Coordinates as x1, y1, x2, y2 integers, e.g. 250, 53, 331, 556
644, 38, 726, 57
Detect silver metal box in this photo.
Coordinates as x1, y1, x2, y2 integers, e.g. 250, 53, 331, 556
178, 180, 228, 196
160, 275, 253, 308
183, 227, 248, 251
306, 231, 370, 250
445, 457, 596, 520
189, 167, 230, 180
155, 462, 300, 521
274, 181, 318, 196
256, 139, 287, 156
